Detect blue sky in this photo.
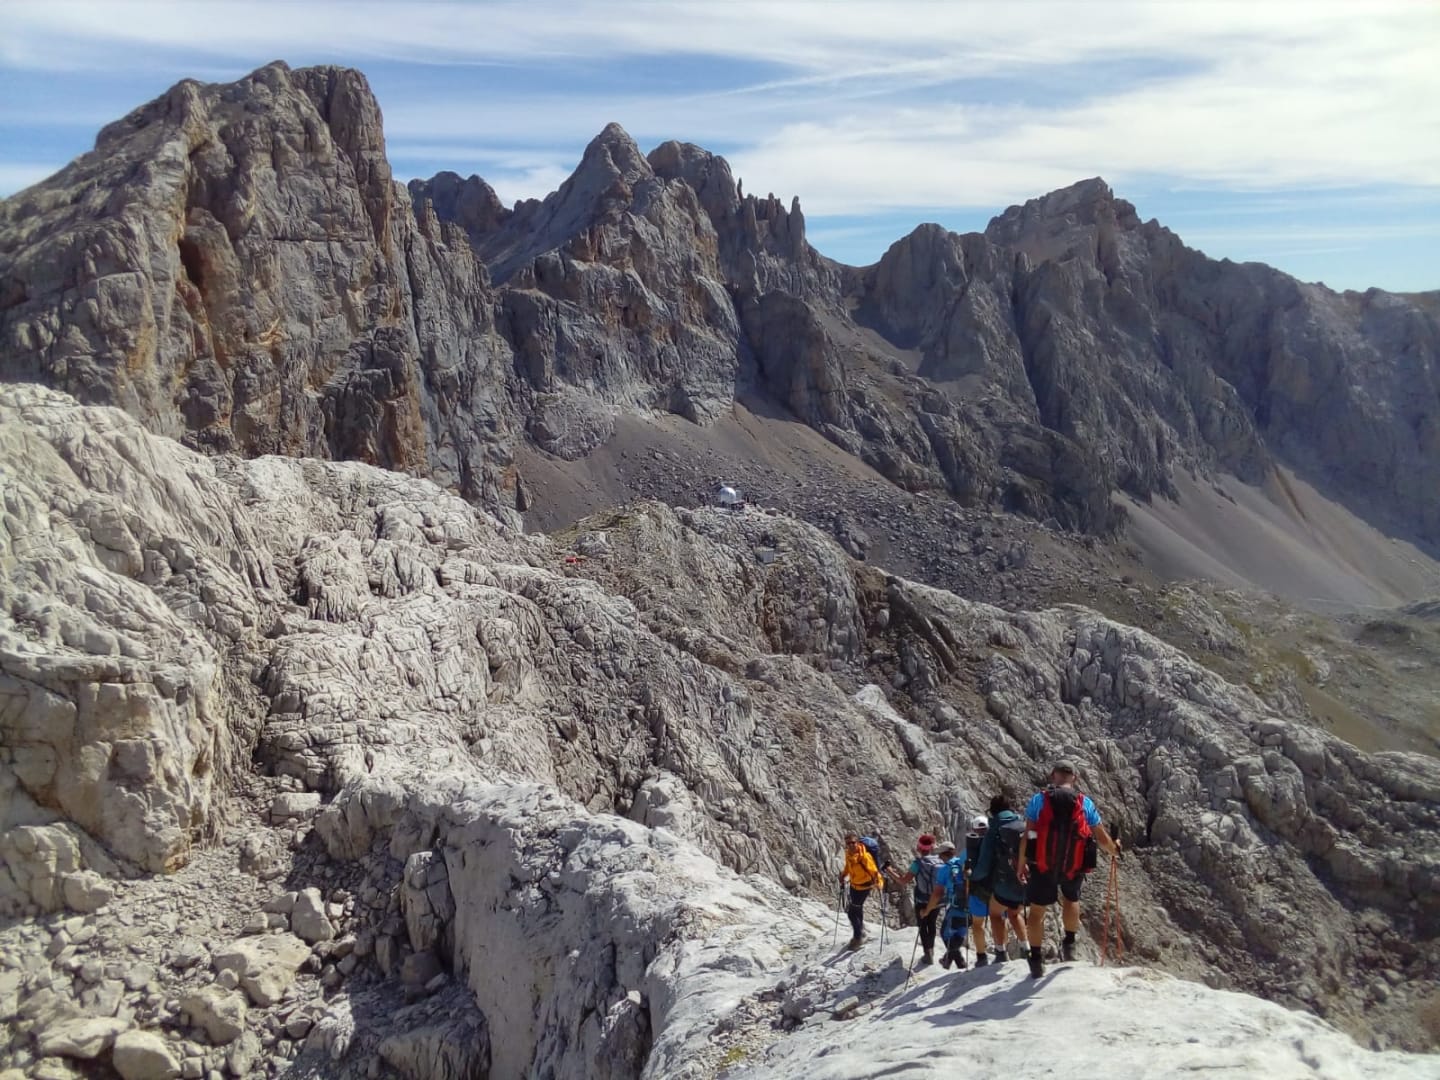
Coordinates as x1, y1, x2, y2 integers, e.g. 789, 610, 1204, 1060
2, 1, 1437, 291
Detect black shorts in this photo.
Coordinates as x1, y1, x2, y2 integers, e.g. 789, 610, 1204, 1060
989, 893, 1022, 912
1025, 870, 1083, 907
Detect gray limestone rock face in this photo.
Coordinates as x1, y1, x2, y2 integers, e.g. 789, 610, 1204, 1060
0, 384, 1436, 1074
4, 64, 1434, 549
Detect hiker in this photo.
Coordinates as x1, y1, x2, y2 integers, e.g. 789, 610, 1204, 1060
895, 834, 944, 966
1016, 761, 1122, 978
969, 793, 1028, 965
962, 815, 996, 964
838, 831, 885, 950
919, 839, 969, 969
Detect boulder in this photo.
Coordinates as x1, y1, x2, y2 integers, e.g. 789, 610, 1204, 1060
112, 1030, 181, 1080
60, 871, 114, 913
34, 1017, 128, 1059
211, 934, 310, 1007
180, 986, 246, 1044
268, 792, 321, 824
400, 950, 443, 990
289, 888, 333, 945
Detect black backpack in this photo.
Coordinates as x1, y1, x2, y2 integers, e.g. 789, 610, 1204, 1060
989, 812, 1026, 893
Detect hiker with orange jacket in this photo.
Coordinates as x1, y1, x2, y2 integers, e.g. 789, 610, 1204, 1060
838, 832, 885, 950
1016, 761, 1121, 978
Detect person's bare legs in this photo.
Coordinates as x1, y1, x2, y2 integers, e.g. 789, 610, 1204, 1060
1026, 902, 1047, 948
1062, 897, 1081, 933
1008, 908, 1026, 944
988, 897, 1009, 955
971, 914, 988, 953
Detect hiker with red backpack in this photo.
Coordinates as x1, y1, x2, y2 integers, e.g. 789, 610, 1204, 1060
839, 832, 886, 950
1016, 761, 1122, 979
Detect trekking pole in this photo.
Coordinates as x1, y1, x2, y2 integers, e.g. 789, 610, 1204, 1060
1100, 854, 1126, 966
904, 926, 921, 991
833, 886, 844, 948
879, 889, 888, 950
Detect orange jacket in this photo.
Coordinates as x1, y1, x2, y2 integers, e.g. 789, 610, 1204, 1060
843, 843, 883, 890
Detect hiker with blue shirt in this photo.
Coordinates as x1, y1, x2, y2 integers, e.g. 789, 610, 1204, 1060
1016, 761, 1122, 978
918, 839, 970, 969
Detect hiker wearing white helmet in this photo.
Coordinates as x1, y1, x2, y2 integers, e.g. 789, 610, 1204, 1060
963, 815, 998, 963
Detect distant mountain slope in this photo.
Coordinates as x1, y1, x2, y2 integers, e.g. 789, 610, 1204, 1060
1, 61, 1436, 568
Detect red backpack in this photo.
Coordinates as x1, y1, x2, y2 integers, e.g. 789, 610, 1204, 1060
1034, 786, 1092, 877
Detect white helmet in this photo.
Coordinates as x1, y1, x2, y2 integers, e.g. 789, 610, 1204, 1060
969, 815, 988, 834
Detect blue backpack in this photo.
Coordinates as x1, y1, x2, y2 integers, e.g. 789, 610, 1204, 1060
860, 836, 883, 867
942, 855, 967, 909
940, 856, 970, 944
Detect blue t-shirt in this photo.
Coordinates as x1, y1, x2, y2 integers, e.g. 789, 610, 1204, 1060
1026, 790, 1102, 827
933, 854, 967, 907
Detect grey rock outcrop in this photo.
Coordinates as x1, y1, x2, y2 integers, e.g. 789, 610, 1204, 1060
4, 64, 1434, 547
0, 62, 512, 512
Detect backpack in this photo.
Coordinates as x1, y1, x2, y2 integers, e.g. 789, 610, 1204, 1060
972, 811, 1026, 896
860, 836, 882, 868
943, 856, 968, 910
1034, 787, 1092, 879
912, 853, 942, 903
990, 812, 1027, 895
965, 832, 984, 871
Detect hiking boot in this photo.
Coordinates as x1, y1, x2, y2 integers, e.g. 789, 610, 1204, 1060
1061, 939, 1077, 962
974, 952, 989, 967
1027, 949, 1044, 979
920, 950, 934, 966
846, 936, 863, 951
939, 951, 953, 969
992, 949, 1007, 966
953, 952, 968, 970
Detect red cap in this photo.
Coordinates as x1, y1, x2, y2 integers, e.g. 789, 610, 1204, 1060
917, 833, 935, 851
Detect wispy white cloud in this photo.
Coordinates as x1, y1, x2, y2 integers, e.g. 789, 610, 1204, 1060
2, 0, 1437, 289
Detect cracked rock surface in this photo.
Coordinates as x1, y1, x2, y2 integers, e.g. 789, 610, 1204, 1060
0, 385, 1437, 1078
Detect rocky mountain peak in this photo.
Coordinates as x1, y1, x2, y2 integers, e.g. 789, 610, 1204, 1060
647, 139, 742, 218
288, 64, 389, 161
577, 121, 653, 188
985, 175, 1143, 259
3, 61, 1438, 557
407, 171, 510, 243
